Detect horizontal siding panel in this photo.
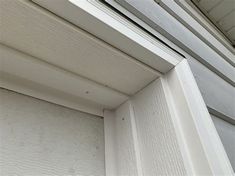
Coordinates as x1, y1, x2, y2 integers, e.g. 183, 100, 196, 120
114, 0, 235, 85
132, 78, 187, 175
188, 58, 235, 122
0, 88, 105, 175
211, 114, 235, 171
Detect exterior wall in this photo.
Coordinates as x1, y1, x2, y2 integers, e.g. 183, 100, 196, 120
188, 57, 235, 171
212, 115, 235, 171
104, 60, 234, 175
188, 57, 235, 122
105, 0, 235, 170
0, 0, 234, 174
131, 78, 187, 175
0, 88, 105, 176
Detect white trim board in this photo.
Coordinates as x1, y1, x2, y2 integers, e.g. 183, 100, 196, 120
104, 60, 234, 175
109, 0, 235, 86
31, 0, 183, 73
104, 102, 142, 176
1, 0, 233, 174
163, 60, 233, 175
159, 0, 235, 66
175, 0, 235, 55
211, 114, 235, 171
0, 44, 129, 116
0, 73, 104, 117
0, 0, 161, 96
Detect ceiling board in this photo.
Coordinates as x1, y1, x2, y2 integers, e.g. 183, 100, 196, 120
0, 44, 128, 110
198, 0, 221, 11
218, 11, 235, 31
208, 0, 234, 21
0, 0, 160, 95
192, 0, 235, 46
32, 0, 182, 70
227, 27, 235, 41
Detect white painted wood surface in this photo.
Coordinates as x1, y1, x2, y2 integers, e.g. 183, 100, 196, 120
0, 0, 160, 95
32, 0, 182, 73
164, 60, 234, 175
104, 60, 233, 175
104, 0, 235, 121
0, 72, 104, 116
104, 101, 142, 176
131, 78, 187, 176
103, 111, 118, 176
0, 44, 128, 114
0, 89, 105, 176
113, 0, 235, 86
159, 0, 235, 66
1, 0, 233, 174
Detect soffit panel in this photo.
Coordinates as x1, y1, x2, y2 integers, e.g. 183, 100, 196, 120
192, 0, 235, 46
0, 0, 160, 95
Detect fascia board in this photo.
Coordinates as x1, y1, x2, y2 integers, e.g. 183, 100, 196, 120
159, 0, 235, 66
32, 0, 183, 74
175, 0, 235, 55
113, 0, 235, 86
162, 59, 234, 175
103, 59, 234, 175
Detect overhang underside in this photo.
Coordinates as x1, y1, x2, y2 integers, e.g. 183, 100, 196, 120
0, 0, 182, 115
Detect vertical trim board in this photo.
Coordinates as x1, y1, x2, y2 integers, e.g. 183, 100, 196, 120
131, 78, 187, 176
114, 0, 235, 86
103, 111, 117, 176
104, 101, 142, 176
164, 59, 234, 175
0, 72, 104, 117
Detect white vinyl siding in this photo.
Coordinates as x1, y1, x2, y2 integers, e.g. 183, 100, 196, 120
0, 88, 105, 176
212, 115, 235, 171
